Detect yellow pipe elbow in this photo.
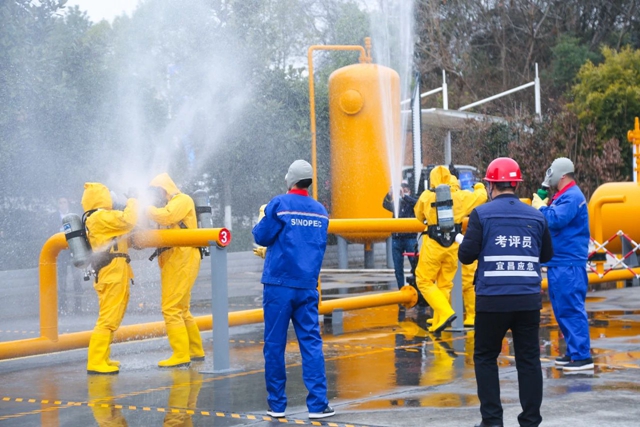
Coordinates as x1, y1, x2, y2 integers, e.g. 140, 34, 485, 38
39, 233, 68, 341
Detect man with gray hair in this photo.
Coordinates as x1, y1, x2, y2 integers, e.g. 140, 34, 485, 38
253, 160, 334, 420
532, 157, 593, 371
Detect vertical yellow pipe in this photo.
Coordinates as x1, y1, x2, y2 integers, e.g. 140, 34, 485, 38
39, 233, 67, 341
627, 117, 640, 182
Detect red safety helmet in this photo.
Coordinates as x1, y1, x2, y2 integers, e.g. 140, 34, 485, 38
484, 157, 523, 183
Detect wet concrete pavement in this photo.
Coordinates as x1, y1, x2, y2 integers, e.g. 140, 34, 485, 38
2, 258, 640, 426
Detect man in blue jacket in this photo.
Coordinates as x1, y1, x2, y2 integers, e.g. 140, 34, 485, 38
532, 157, 593, 371
459, 157, 553, 427
252, 159, 334, 420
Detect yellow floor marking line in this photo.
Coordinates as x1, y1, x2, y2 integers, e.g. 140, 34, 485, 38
0, 395, 379, 426
0, 400, 74, 421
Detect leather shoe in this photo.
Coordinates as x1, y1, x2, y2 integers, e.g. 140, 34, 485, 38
474, 422, 503, 427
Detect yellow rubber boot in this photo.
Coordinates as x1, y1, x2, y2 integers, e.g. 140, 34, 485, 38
425, 290, 456, 334
186, 323, 205, 362
462, 262, 477, 327
106, 332, 120, 368
427, 312, 440, 332
159, 326, 191, 368
87, 332, 119, 375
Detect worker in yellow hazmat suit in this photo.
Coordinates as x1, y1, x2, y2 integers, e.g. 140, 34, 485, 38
82, 182, 137, 375
414, 166, 487, 334
147, 173, 204, 367
450, 176, 482, 327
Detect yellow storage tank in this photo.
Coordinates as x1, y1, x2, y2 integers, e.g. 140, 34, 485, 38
329, 62, 401, 243
588, 182, 640, 253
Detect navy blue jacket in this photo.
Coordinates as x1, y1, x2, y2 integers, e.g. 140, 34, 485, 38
459, 194, 554, 311
253, 189, 329, 289
382, 193, 418, 239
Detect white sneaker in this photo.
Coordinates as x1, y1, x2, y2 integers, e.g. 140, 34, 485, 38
309, 405, 335, 419
267, 408, 285, 418
562, 358, 594, 371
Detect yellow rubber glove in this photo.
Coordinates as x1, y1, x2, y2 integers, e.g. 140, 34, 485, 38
258, 204, 267, 222
253, 246, 267, 259
531, 193, 548, 210
473, 182, 485, 191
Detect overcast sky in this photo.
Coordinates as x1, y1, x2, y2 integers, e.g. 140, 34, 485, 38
64, 0, 140, 23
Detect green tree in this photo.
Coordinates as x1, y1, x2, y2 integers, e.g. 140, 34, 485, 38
569, 46, 640, 173
547, 35, 600, 93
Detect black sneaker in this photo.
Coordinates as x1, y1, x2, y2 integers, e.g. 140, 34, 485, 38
562, 357, 594, 371
309, 405, 335, 419
267, 408, 285, 418
555, 355, 571, 366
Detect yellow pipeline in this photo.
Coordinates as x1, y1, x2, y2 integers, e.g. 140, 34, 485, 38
2, 210, 630, 360
0, 288, 416, 360
329, 218, 424, 234
308, 39, 370, 199
36, 228, 231, 342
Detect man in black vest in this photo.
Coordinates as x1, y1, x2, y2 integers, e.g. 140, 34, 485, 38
458, 157, 554, 427
382, 180, 418, 289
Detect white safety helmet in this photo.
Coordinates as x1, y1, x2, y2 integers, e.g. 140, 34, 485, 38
543, 157, 574, 188
285, 160, 313, 190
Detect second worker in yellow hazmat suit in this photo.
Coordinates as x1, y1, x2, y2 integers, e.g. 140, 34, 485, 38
414, 166, 487, 334
147, 173, 204, 368
82, 183, 138, 375
450, 176, 482, 327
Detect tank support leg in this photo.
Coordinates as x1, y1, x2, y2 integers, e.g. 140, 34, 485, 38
364, 242, 374, 269
337, 236, 349, 269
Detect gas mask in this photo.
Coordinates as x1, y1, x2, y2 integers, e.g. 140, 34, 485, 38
542, 157, 574, 189
148, 186, 167, 208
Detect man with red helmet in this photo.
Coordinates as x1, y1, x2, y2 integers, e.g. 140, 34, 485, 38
459, 157, 554, 427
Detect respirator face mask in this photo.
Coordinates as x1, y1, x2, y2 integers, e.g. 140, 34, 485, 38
542, 167, 559, 188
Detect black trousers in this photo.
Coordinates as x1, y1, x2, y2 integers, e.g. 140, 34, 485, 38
474, 310, 542, 427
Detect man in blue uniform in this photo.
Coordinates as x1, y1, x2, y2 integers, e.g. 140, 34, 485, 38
382, 180, 418, 289
459, 157, 553, 427
252, 159, 334, 420
532, 157, 592, 371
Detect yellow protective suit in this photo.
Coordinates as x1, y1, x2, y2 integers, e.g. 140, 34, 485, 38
82, 182, 137, 375
147, 173, 204, 367
450, 177, 481, 327
414, 167, 487, 333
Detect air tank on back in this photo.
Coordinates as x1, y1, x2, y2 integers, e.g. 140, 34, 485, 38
588, 182, 640, 253
328, 55, 401, 243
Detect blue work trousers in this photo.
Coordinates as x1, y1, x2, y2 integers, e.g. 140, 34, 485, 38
547, 265, 591, 360
263, 284, 328, 413
392, 237, 417, 289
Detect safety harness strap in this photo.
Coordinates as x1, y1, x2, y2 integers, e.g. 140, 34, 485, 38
427, 223, 462, 248
94, 253, 131, 283
195, 206, 211, 214
149, 221, 206, 261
